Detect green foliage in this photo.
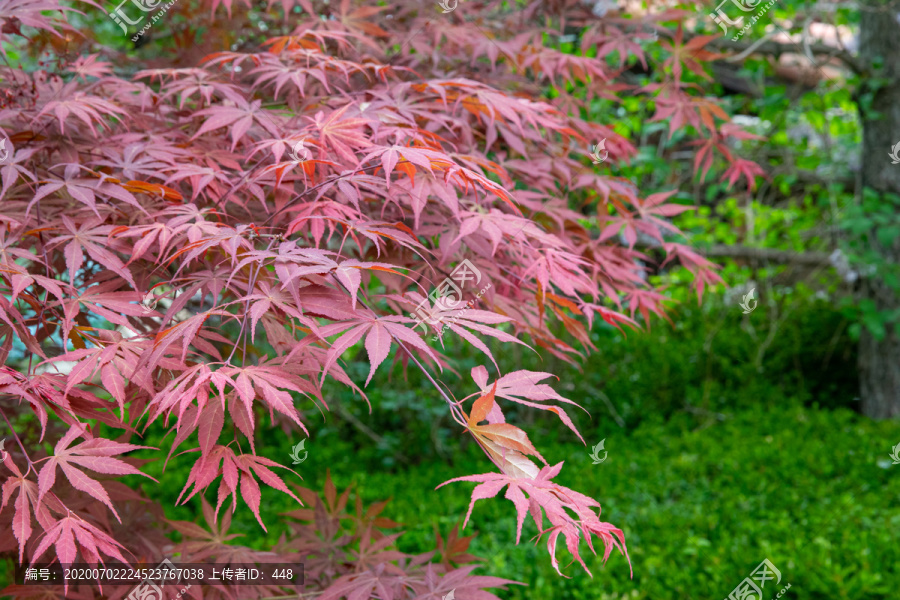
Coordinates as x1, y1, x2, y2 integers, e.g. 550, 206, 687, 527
113, 367, 888, 600
839, 189, 900, 341
301, 295, 856, 467
302, 403, 900, 600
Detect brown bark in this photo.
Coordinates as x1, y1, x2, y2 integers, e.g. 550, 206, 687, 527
858, 1, 900, 419
701, 245, 832, 266
706, 36, 865, 74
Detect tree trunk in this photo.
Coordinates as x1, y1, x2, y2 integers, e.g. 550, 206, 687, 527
858, 1, 900, 418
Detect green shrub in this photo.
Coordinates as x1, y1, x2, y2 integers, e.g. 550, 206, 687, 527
306, 403, 899, 599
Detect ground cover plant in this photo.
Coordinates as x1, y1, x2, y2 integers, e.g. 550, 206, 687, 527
305, 400, 900, 600
345, 402, 900, 600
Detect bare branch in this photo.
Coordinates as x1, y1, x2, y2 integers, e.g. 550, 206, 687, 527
701, 245, 833, 265
706, 37, 865, 74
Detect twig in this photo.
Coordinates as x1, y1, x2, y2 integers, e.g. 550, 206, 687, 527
707, 36, 865, 74
725, 32, 778, 63
335, 403, 410, 465
586, 385, 626, 428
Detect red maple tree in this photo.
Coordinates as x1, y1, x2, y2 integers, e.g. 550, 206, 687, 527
0, 0, 755, 598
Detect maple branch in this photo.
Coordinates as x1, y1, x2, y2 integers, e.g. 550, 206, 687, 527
28, 199, 56, 377
263, 160, 416, 226
212, 160, 265, 211
321, 272, 469, 432
227, 238, 277, 365
343, 283, 469, 427
0, 407, 32, 469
